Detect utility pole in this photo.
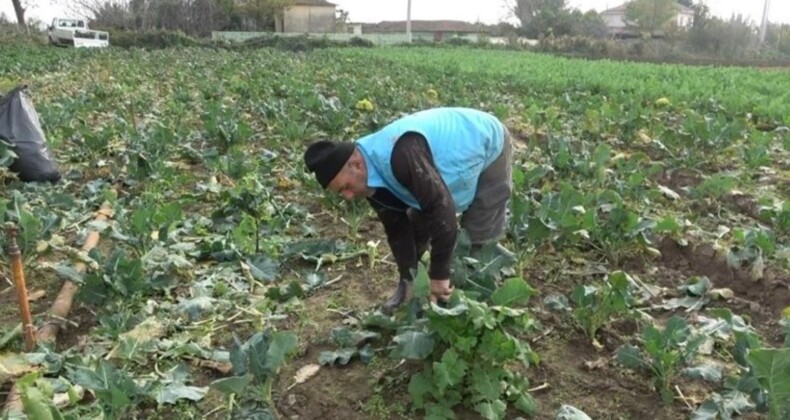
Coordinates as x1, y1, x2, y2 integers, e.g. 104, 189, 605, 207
406, 0, 412, 43
758, 0, 770, 46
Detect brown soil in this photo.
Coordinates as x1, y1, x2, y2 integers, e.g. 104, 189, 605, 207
274, 347, 414, 420
623, 236, 790, 345
723, 192, 763, 221
270, 253, 410, 420
528, 325, 687, 420
653, 168, 702, 197
0, 261, 65, 352
265, 245, 718, 420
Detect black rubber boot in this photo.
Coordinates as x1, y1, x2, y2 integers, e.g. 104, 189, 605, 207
382, 278, 411, 315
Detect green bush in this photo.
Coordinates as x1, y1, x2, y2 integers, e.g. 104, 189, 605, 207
348, 36, 374, 48
107, 29, 204, 49
444, 37, 473, 46
0, 23, 46, 47
238, 34, 340, 52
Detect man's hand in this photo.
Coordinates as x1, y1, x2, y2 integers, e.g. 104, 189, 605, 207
430, 279, 454, 303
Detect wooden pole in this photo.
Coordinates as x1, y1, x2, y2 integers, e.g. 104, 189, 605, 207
759, 0, 770, 46
406, 0, 412, 43
5, 225, 36, 351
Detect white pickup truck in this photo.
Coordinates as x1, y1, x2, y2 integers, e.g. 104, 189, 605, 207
47, 18, 110, 48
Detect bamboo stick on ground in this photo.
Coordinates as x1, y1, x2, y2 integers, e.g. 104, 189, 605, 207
37, 202, 113, 344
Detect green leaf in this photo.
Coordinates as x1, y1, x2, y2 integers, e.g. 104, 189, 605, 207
414, 263, 430, 299
21, 386, 56, 420
692, 390, 755, 420
390, 331, 434, 360
616, 344, 645, 369
408, 371, 434, 408
608, 270, 631, 290
330, 327, 379, 347
471, 366, 502, 401
661, 316, 691, 347
304, 272, 326, 289
265, 280, 305, 302
209, 375, 252, 395
691, 401, 719, 420
264, 331, 298, 374
514, 394, 537, 415
229, 335, 248, 376
523, 164, 553, 186
430, 301, 468, 316
425, 402, 456, 420
433, 349, 467, 395
683, 364, 722, 383
476, 399, 507, 420
543, 293, 570, 312
283, 238, 346, 262
525, 216, 552, 245
593, 143, 612, 167
680, 276, 712, 297
655, 216, 681, 234
359, 344, 374, 364
512, 166, 526, 188
155, 384, 208, 404
490, 277, 535, 307
53, 265, 84, 284
248, 333, 272, 383
67, 361, 139, 409
747, 348, 790, 419
362, 311, 399, 330
177, 296, 215, 322
318, 348, 357, 366
480, 329, 518, 361
246, 255, 280, 282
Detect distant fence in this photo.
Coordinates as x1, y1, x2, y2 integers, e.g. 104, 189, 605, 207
211, 31, 493, 45
213, 31, 410, 45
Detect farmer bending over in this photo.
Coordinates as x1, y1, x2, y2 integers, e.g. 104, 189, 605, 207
303, 107, 513, 313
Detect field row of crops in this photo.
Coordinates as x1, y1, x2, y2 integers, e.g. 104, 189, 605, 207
0, 45, 787, 419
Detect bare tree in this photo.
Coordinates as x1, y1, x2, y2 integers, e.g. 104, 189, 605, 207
63, 0, 293, 36
65, 0, 110, 20
11, 0, 26, 26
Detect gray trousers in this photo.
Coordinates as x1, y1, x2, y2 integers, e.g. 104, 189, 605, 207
460, 127, 513, 245
407, 127, 513, 249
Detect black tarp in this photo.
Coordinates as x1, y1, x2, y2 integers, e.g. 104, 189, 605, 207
0, 85, 61, 183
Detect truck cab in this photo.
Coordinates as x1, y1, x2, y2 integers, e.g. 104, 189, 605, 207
47, 18, 110, 48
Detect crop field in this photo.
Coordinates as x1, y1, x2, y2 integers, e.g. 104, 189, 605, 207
0, 44, 788, 420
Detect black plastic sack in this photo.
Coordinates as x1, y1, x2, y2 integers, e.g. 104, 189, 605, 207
0, 85, 61, 183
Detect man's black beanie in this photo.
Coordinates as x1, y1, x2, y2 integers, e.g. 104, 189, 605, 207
303, 140, 356, 189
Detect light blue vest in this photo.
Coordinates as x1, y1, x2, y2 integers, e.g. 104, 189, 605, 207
356, 107, 505, 212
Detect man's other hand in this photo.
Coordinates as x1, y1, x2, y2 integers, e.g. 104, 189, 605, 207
429, 279, 453, 303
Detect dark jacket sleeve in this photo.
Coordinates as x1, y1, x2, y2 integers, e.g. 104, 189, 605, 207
367, 192, 418, 282
390, 132, 457, 280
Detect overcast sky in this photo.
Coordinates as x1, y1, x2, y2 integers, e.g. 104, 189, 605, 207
2, 0, 788, 27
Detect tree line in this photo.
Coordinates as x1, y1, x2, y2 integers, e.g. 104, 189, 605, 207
6, 0, 299, 37
504, 0, 789, 58
3, 0, 789, 59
